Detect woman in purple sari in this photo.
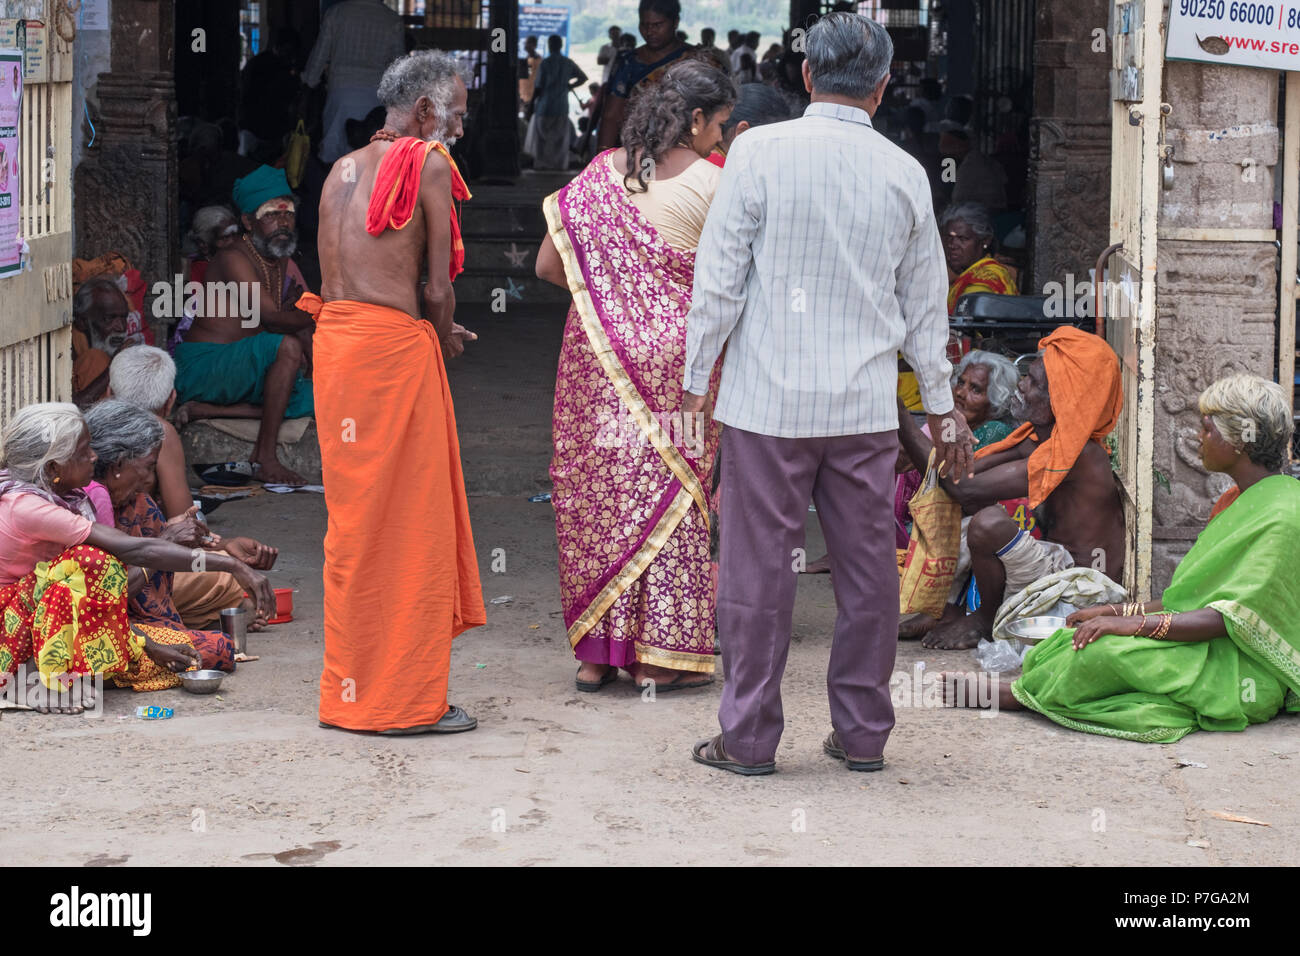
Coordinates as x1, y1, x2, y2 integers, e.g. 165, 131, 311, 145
537, 59, 735, 693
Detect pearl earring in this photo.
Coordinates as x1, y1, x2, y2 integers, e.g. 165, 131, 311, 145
691, 127, 698, 135
115, 473, 121, 479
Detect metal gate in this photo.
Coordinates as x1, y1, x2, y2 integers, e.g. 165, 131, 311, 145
0, 0, 73, 427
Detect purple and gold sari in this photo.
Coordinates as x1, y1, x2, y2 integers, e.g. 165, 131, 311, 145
544, 151, 722, 674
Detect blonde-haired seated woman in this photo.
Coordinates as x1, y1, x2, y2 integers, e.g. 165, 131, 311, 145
0, 403, 275, 713
945, 374, 1299, 742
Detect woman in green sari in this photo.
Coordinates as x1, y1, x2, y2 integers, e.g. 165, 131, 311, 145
950, 373, 1299, 742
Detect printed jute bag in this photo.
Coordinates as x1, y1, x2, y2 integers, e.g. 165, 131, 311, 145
898, 450, 962, 618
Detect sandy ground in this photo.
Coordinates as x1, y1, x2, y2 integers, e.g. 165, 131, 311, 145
5, 310, 1298, 867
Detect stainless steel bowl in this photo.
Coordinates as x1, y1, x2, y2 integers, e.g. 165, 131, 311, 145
179, 669, 225, 694
1004, 615, 1068, 645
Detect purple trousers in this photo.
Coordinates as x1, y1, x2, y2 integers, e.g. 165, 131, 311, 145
717, 425, 899, 765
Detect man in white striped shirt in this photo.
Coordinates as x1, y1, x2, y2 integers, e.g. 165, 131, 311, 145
684, 12, 973, 776
304, 0, 408, 164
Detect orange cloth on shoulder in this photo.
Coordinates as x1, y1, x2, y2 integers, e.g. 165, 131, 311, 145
974, 326, 1122, 510
1208, 485, 1240, 522
365, 138, 471, 281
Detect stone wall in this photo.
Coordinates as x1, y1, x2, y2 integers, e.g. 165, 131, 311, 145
1152, 62, 1279, 591
73, 0, 176, 303
1025, 0, 1112, 292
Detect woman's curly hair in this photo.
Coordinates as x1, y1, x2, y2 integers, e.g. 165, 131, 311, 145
621, 58, 735, 193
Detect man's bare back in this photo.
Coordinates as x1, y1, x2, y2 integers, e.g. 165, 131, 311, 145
317, 140, 449, 320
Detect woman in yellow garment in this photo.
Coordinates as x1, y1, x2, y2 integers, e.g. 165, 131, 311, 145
898, 202, 1017, 412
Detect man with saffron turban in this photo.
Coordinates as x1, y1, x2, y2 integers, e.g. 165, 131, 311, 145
897, 326, 1127, 649
305, 50, 484, 735
174, 164, 315, 486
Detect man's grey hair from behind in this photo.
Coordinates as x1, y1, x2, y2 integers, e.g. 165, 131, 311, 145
804, 12, 893, 100
109, 346, 177, 417
376, 50, 465, 141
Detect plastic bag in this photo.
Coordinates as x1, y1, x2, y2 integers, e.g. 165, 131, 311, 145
975, 638, 1025, 674
898, 451, 962, 618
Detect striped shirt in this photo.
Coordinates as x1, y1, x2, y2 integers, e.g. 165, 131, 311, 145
683, 102, 954, 438
304, 0, 407, 91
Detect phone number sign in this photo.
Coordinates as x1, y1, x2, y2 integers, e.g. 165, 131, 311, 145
1168, 0, 1300, 69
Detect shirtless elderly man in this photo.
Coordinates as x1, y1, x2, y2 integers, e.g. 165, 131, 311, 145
174, 165, 315, 486
897, 326, 1125, 649
304, 50, 485, 735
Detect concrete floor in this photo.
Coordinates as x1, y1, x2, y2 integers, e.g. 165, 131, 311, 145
4, 307, 1299, 866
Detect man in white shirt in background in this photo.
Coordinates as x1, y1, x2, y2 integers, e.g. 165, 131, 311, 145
303, 0, 407, 164
597, 25, 622, 84
683, 12, 973, 777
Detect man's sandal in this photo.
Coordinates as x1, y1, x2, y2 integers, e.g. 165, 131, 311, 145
822, 731, 884, 772
691, 734, 775, 776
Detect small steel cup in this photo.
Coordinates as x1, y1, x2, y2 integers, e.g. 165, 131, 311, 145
220, 607, 248, 655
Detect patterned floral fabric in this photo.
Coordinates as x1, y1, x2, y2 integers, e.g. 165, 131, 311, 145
0, 543, 190, 692
115, 494, 235, 672
947, 256, 1018, 313
544, 150, 723, 673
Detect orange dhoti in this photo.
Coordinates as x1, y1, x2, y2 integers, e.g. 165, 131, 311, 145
300, 294, 485, 731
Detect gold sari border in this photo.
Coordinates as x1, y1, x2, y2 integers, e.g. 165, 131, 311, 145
541, 190, 708, 520
635, 643, 716, 674
566, 486, 695, 648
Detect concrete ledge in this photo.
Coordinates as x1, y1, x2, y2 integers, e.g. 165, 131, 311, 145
179, 419, 323, 485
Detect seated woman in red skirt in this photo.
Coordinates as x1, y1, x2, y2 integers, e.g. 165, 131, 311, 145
0, 403, 275, 713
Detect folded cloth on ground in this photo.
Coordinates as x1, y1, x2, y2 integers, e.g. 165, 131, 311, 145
992, 566, 1127, 642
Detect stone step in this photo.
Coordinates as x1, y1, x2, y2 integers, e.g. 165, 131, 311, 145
463, 237, 543, 276
460, 202, 547, 238
180, 420, 323, 486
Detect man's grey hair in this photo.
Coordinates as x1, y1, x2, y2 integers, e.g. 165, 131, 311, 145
953, 349, 1020, 421
73, 276, 124, 322
109, 346, 177, 416
188, 205, 239, 253
939, 202, 996, 242
376, 50, 463, 136
805, 12, 893, 99
0, 402, 85, 493
84, 399, 165, 478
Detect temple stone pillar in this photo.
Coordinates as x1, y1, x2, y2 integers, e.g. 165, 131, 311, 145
1025, 0, 1111, 292
1151, 63, 1279, 591
74, 0, 176, 303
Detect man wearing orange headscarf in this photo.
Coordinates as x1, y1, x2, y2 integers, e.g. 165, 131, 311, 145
897, 326, 1126, 649
306, 50, 485, 734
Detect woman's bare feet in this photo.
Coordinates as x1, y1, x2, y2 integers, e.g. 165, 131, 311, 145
937, 671, 1023, 710
33, 675, 98, 715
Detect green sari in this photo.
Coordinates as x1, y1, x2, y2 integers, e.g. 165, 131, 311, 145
1012, 474, 1300, 743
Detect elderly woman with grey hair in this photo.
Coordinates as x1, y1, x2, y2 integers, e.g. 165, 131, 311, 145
948, 374, 1300, 743
85, 400, 267, 674
0, 403, 275, 713
939, 201, 1018, 313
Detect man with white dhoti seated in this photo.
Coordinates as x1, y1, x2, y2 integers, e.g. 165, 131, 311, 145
306, 50, 484, 735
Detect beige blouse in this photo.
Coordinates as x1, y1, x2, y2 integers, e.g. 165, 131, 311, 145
608, 152, 721, 252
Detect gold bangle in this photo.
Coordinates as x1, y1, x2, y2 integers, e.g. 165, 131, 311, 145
1154, 612, 1174, 640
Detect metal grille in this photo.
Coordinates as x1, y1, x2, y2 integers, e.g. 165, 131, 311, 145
20, 80, 70, 240
972, 0, 1035, 155
0, 329, 70, 424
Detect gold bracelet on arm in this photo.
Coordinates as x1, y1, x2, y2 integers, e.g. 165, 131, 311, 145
1153, 612, 1174, 640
